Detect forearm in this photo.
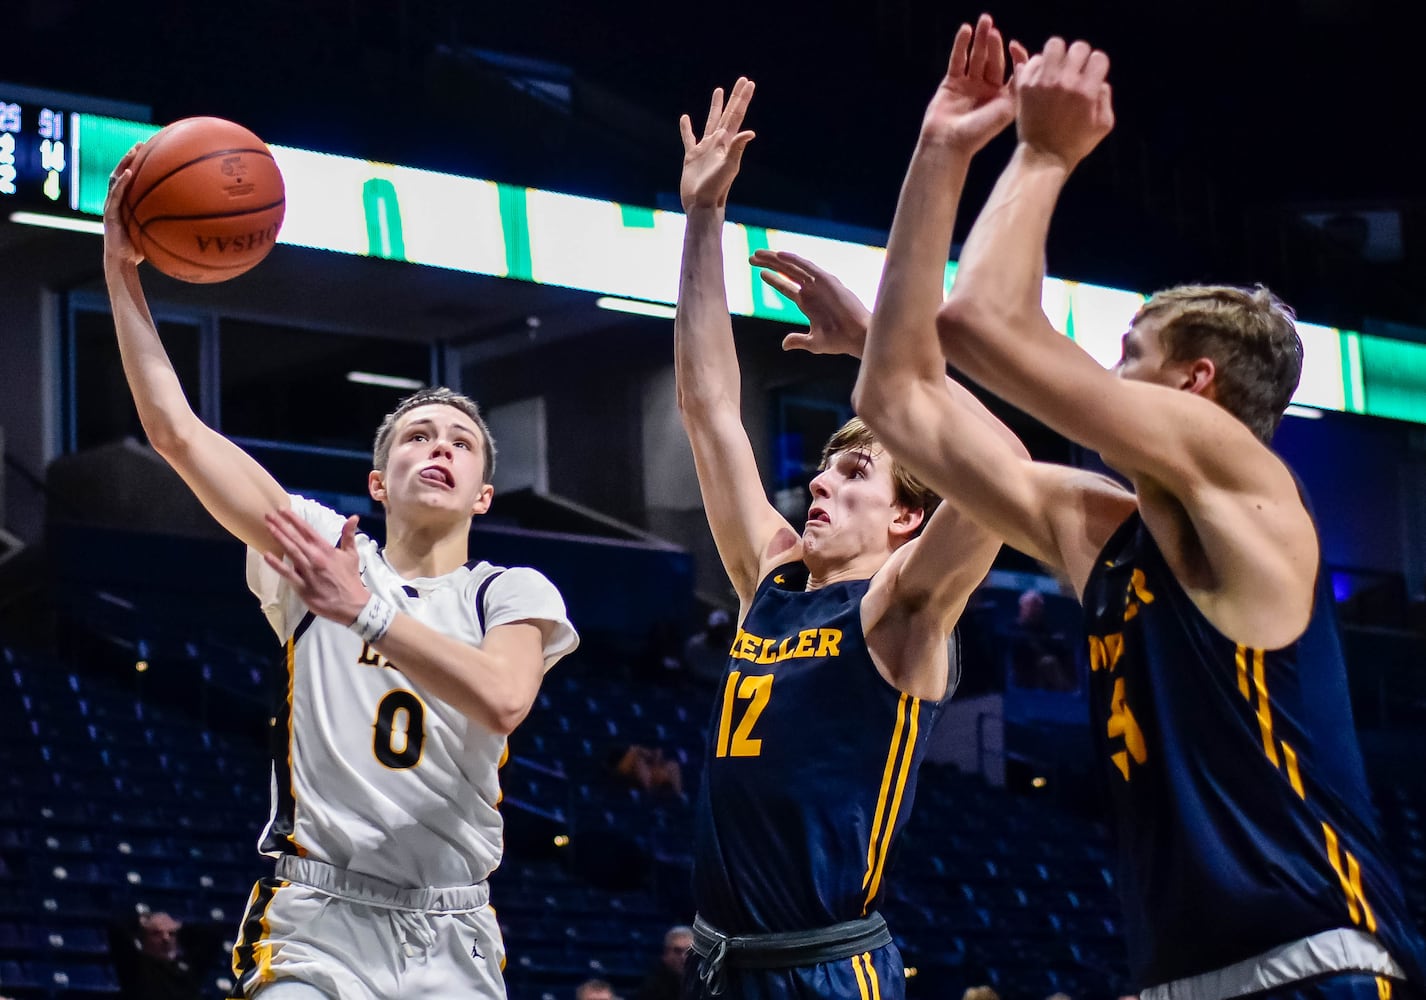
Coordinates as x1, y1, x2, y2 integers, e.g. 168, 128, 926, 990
856, 139, 970, 414
938, 145, 1071, 375
103, 254, 200, 451
367, 613, 539, 735
675, 208, 742, 417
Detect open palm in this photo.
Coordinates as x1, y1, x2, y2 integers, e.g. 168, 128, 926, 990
921, 15, 1026, 154
679, 77, 756, 211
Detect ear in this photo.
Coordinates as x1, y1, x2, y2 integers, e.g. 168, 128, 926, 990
471, 483, 495, 517
890, 504, 924, 543
368, 469, 387, 504
1182, 357, 1216, 396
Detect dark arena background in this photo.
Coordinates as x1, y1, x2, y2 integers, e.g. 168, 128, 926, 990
1, 1, 1424, 997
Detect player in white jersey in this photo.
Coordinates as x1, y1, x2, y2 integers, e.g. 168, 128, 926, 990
102, 149, 578, 1000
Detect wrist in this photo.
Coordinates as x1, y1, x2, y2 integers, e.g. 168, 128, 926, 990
1014, 143, 1077, 177
683, 204, 727, 223
349, 592, 395, 644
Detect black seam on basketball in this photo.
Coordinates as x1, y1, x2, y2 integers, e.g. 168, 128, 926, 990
127, 146, 276, 216
138, 197, 287, 224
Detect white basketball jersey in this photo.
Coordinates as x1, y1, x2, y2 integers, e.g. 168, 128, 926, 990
245, 495, 578, 887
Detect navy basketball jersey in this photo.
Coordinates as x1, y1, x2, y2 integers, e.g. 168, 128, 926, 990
692, 563, 939, 934
1083, 511, 1426, 988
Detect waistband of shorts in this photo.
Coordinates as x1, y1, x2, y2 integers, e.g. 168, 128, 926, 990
274, 854, 490, 914
691, 912, 891, 970
1141, 928, 1407, 1000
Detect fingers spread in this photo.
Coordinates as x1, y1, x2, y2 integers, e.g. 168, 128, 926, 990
703, 87, 724, 138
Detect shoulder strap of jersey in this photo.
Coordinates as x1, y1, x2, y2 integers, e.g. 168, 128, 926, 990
475, 570, 506, 634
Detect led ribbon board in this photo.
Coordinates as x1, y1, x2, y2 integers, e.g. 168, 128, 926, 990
63, 113, 1426, 425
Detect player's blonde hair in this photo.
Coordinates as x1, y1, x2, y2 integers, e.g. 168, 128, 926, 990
372, 387, 497, 484
1135, 284, 1302, 443
819, 417, 941, 523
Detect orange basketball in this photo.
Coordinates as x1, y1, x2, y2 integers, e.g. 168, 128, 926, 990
121, 117, 285, 284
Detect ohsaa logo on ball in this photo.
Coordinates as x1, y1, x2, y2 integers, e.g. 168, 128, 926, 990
195, 224, 281, 255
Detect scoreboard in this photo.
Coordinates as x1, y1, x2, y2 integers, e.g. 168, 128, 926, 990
0, 100, 75, 210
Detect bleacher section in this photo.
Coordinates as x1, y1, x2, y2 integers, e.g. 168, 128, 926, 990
1, 580, 1425, 998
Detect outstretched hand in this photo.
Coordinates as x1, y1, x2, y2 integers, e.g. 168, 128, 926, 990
1014, 37, 1114, 170
920, 14, 1027, 154
262, 511, 371, 627
751, 249, 871, 358
679, 77, 756, 212
103, 144, 144, 266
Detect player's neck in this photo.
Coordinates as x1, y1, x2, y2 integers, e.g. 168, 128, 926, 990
803, 550, 889, 591
381, 520, 470, 579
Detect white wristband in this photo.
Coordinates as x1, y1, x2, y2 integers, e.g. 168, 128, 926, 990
350, 593, 395, 644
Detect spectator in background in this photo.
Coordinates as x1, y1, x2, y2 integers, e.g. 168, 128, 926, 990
961, 987, 1001, 1000
682, 608, 735, 683
576, 980, 619, 1000
608, 744, 684, 797
1007, 589, 1077, 692
109, 910, 215, 1000
636, 924, 693, 1000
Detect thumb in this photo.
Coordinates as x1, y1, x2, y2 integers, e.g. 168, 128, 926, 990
1098, 83, 1115, 129
782, 332, 816, 353
340, 515, 360, 550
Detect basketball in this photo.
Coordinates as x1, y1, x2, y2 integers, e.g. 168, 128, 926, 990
120, 117, 285, 284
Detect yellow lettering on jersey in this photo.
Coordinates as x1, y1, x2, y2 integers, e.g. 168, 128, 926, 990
794, 629, 818, 657
716, 670, 742, 758
731, 674, 773, 756
716, 670, 774, 758
728, 627, 843, 663
1088, 632, 1125, 673
1123, 569, 1157, 621
1107, 677, 1147, 780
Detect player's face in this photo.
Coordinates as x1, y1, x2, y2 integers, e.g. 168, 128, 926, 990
803, 447, 905, 562
374, 404, 493, 521
1114, 317, 1181, 388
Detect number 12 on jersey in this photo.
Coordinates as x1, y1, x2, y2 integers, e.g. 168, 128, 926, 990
716, 670, 773, 758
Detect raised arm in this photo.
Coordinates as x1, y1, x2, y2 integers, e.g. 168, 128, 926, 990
935, 39, 1316, 644
675, 79, 800, 608
853, 19, 1133, 594
104, 150, 289, 554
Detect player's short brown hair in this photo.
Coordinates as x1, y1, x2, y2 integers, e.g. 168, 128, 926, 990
1135, 284, 1303, 443
820, 416, 941, 521
372, 387, 497, 484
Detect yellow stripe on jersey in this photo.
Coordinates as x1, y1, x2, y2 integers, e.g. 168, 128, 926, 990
284, 637, 304, 856
851, 954, 872, 1000
864, 951, 882, 1000
863, 694, 909, 891
1236, 644, 1384, 939
1377, 976, 1393, 1000
866, 698, 921, 911
1280, 740, 1305, 799
1249, 647, 1280, 767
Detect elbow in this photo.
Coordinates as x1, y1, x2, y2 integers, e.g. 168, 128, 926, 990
488, 694, 535, 737
851, 372, 891, 431
935, 296, 984, 366
144, 416, 195, 464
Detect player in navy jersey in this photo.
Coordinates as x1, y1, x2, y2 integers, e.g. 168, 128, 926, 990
102, 153, 577, 1000
674, 27, 1027, 998
853, 26, 1426, 1000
